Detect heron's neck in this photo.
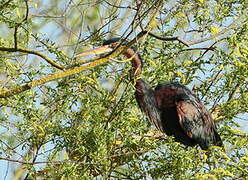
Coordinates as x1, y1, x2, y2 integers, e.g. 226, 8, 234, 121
123, 48, 142, 78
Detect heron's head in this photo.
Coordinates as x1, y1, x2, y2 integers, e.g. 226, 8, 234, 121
75, 37, 142, 77
75, 38, 126, 58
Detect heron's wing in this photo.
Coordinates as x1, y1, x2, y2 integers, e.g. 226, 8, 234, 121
176, 100, 214, 149
177, 99, 223, 149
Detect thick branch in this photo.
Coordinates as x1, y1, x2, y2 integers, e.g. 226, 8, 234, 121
0, 56, 107, 98
0, 7, 162, 98
0, 35, 144, 98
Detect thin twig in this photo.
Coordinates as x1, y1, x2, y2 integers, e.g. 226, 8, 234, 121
0, 157, 96, 165
180, 47, 216, 52
0, 0, 65, 70
13, 0, 29, 49
227, 83, 240, 102
0, 150, 148, 165
103, 0, 138, 10
0, 0, 13, 9
145, 14, 247, 47
186, 15, 247, 46
147, 31, 190, 46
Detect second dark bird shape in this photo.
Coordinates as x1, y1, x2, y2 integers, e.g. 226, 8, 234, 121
76, 38, 223, 150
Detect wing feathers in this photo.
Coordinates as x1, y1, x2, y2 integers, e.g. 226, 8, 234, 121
176, 100, 200, 138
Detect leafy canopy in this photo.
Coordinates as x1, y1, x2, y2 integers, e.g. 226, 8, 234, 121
0, 0, 247, 179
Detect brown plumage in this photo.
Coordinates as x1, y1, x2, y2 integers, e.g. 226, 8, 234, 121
79, 38, 223, 150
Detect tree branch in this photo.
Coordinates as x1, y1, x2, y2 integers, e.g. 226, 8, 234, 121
13, 0, 29, 49
186, 16, 247, 46
0, 47, 65, 70
0, 0, 13, 9
0, 157, 97, 165
0, 31, 144, 98
0, 0, 65, 70
147, 31, 190, 46
0, 149, 148, 165
103, 0, 138, 10
179, 47, 216, 52
145, 14, 247, 47
0, 3, 163, 98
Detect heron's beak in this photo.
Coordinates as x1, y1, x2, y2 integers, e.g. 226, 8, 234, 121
75, 45, 113, 58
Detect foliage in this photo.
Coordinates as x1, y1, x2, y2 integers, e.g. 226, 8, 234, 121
0, 0, 247, 179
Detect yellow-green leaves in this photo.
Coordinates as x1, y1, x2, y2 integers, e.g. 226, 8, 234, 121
209, 26, 220, 35
174, 12, 187, 28
1, 0, 248, 179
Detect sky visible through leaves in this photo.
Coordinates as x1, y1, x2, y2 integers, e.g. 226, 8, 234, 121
0, 0, 247, 179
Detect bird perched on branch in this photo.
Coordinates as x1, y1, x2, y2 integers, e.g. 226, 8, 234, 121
76, 38, 223, 150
